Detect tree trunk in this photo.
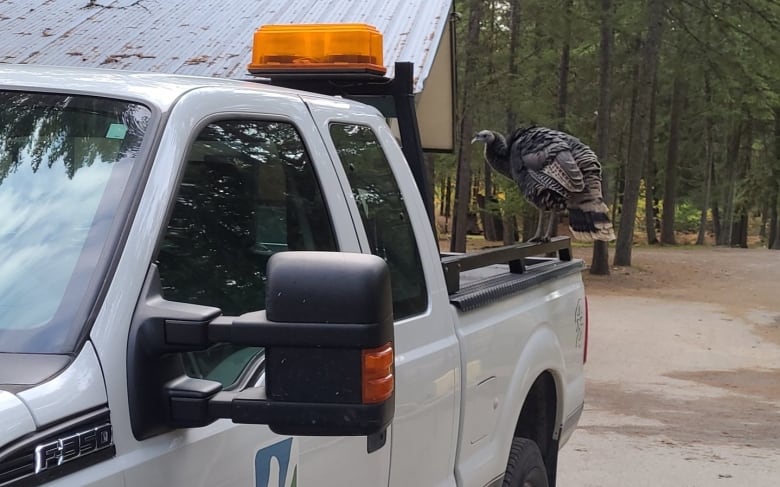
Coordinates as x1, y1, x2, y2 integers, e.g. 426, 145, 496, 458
614, 38, 641, 230
482, 162, 503, 241
438, 175, 446, 217
720, 122, 743, 246
590, 0, 613, 276
770, 196, 779, 250
547, 0, 570, 242
614, 0, 666, 267
739, 214, 748, 249
503, 214, 517, 245
696, 72, 714, 245
451, 124, 472, 251
426, 153, 436, 235
557, 0, 572, 131
735, 117, 753, 249
731, 117, 753, 248
712, 202, 722, 242
697, 152, 714, 245
480, 0, 500, 242
661, 74, 685, 244
442, 176, 452, 233
522, 207, 536, 242
770, 204, 779, 249
506, 0, 522, 134
444, 176, 452, 218
759, 204, 768, 240
450, 0, 483, 252
644, 71, 659, 245
734, 118, 753, 248
471, 173, 481, 208
612, 161, 623, 224
500, 0, 522, 247
724, 182, 736, 246
772, 107, 780, 249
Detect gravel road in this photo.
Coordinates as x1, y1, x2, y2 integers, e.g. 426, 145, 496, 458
557, 246, 780, 487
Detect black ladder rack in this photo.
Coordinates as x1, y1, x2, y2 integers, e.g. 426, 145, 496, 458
440, 236, 573, 294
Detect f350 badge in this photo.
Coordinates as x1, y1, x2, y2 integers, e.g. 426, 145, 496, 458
34, 423, 113, 473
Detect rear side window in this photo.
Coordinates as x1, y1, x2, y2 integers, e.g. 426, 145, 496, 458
329, 123, 427, 319
156, 119, 337, 386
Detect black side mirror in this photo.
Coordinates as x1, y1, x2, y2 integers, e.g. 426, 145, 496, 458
127, 252, 394, 440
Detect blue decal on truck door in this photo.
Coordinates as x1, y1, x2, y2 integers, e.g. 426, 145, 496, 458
255, 438, 298, 487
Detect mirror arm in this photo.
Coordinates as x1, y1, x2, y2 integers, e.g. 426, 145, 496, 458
205, 316, 233, 343
163, 318, 215, 350
210, 311, 389, 348
165, 376, 222, 428
165, 378, 392, 436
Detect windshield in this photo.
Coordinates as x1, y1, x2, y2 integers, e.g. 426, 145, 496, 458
0, 91, 150, 353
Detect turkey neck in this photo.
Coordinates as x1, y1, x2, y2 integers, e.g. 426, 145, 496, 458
484, 132, 513, 181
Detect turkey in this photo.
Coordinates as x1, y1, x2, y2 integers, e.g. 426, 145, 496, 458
471, 126, 615, 242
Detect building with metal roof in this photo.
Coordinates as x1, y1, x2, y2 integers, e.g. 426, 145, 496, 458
1, 0, 455, 149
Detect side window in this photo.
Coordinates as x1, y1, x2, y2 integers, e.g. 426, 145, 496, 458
156, 120, 337, 387
329, 123, 427, 319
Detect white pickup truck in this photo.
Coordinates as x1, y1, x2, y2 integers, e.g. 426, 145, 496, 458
0, 60, 586, 487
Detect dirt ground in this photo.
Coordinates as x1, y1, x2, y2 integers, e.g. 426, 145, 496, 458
556, 246, 780, 486
576, 245, 780, 345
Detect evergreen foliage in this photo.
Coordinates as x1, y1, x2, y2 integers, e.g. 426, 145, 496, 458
440, 0, 780, 261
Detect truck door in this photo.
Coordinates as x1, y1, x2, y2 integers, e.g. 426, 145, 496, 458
89, 90, 390, 487
305, 97, 462, 487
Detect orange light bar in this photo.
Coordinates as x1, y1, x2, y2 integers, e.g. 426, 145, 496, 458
248, 23, 387, 76
362, 343, 394, 404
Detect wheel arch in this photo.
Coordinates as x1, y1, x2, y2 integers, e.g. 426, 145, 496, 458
498, 325, 567, 487
511, 370, 560, 486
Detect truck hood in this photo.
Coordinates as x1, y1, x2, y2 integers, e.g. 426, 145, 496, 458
0, 343, 108, 451
0, 390, 36, 451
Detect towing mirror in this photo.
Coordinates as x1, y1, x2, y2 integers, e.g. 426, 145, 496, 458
128, 252, 394, 440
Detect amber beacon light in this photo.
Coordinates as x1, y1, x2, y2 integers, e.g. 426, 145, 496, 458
248, 23, 387, 76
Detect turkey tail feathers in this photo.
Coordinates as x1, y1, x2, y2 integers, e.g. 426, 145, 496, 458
568, 206, 616, 242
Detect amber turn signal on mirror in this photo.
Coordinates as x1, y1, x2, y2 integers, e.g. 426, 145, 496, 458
362, 343, 394, 404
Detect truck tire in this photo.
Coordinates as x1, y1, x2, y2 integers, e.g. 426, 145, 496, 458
502, 438, 549, 487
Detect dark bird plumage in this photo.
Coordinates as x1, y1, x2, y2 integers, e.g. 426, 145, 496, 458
471, 126, 615, 242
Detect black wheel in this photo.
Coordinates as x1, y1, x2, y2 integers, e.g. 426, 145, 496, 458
502, 438, 549, 487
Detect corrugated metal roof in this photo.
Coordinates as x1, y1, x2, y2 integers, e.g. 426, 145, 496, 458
0, 0, 452, 93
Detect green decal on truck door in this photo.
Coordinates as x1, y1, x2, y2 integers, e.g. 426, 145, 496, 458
255, 438, 298, 487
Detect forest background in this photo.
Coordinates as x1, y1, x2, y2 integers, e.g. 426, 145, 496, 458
436, 0, 780, 274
